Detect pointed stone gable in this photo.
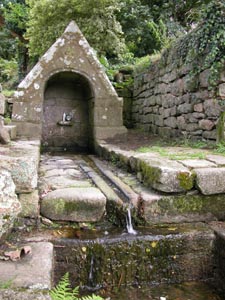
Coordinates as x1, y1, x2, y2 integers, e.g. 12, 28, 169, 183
12, 21, 127, 145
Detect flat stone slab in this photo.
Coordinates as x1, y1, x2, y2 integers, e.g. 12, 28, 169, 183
135, 155, 194, 193
195, 167, 225, 195
41, 187, 106, 222
19, 190, 39, 218
4, 125, 17, 140
0, 170, 21, 240
179, 159, 217, 169
40, 177, 92, 192
0, 140, 40, 193
0, 290, 51, 300
206, 154, 225, 166
0, 242, 53, 289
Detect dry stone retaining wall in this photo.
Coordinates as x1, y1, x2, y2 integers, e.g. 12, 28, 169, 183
132, 49, 225, 141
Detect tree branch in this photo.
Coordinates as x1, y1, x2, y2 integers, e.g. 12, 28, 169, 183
0, 13, 27, 43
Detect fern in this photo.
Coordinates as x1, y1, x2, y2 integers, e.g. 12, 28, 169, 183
50, 273, 104, 300
50, 273, 79, 300
81, 296, 103, 300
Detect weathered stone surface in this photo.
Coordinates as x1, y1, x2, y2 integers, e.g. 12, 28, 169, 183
202, 130, 217, 140
199, 69, 210, 88
0, 242, 53, 289
19, 190, 39, 218
0, 170, 21, 240
199, 119, 215, 131
177, 115, 186, 130
179, 159, 216, 169
206, 154, 225, 166
164, 116, 177, 128
203, 99, 221, 117
0, 140, 40, 193
4, 125, 17, 140
136, 155, 194, 193
54, 222, 214, 287
141, 192, 225, 224
177, 103, 192, 114
218, 83, 225, 98
0, 156, 38, 193
41, 187, 106, 221
194, 103, 203, 112
12, 21, 127, 147
0, 117, 10, 144
0, 290, 51, 300
195, 168, 225, 195
40, 177, 92, 193
0, 93, 6, 115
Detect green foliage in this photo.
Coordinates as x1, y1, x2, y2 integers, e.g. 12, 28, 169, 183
0, 29, 18, 60
214, 142, 225, 155
116, 0, 171, 57
25, 0, 126, 59
176, 0, 225, 87
0, 279, 13, 289
0, 58, 18, 88
50, 273, 103, 300
3, 0, 28, 34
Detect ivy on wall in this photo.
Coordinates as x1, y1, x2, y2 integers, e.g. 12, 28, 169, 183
177, 0, 225, 87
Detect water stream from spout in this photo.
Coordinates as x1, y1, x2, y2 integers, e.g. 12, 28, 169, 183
126, 207, 137, 235
88, 255, 94, 285
62, 112, 66, 122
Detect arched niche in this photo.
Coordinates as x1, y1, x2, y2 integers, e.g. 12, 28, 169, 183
42, 71, 94, 152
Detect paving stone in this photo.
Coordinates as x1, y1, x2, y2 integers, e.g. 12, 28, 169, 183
19, 190, 39, 218
0, 242, 53, 289
0, 140, 40, 193
40, 177, 92, 192
195, 168, 225, 195
179, 159, 217, 169
0, 170, 21, 240
4, 125, 17, 140
0, 289, 51, 300
41, 187, 106, 222
206, 155, 225, 166
134, 154, 194, 193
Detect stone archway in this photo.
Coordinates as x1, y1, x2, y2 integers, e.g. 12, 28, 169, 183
42, 71, 93, 152
12, 21, 127, 149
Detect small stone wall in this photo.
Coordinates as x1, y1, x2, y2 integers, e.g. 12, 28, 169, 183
132, 48, 225, 141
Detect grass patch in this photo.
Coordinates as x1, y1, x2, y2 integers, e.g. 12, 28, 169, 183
214, 142, 225, 155
2, 89, 15, 97
136, 145, 206, 160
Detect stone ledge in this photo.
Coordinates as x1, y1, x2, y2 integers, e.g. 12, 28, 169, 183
41, 187, 106, 222
0, 242, 53, 289
97, 142, 225, 196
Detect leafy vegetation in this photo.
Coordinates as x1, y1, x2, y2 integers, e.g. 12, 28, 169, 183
50, 273, 103, 300
175, 0, 225, 87
0, 0, 223, 91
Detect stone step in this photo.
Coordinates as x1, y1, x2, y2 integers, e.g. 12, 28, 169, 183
97, 142, 225, 195
4, 124, 17, 140
0, 242, 53, 290
41, 187, 106, 222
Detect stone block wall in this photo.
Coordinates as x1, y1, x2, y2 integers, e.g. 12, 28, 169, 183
132, 48, 225, 141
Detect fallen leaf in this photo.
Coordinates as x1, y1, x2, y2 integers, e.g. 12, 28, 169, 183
168, 227, 177, 231
151, 241, 158, 248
